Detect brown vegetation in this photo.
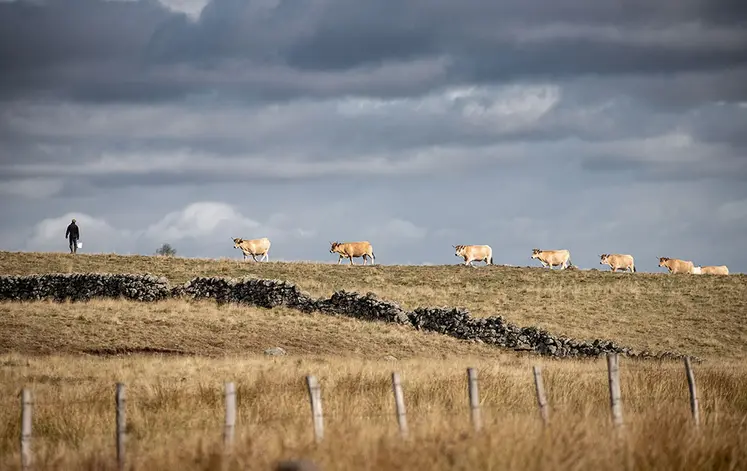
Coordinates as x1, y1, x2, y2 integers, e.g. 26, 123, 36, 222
1, 251, 746, 470
1, 251, 745, 360
1, 352, 746, 470
0, 299, 505, 359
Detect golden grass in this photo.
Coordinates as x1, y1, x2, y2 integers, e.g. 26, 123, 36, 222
1, 251, 746, 360
0, 299, 508, 359
2, 352, 746, 471
2, 251, 747, 470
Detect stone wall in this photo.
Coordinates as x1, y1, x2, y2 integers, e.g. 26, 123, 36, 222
0, 273, 170, 302
175, 276, 318, 312
0, 273, 694, 361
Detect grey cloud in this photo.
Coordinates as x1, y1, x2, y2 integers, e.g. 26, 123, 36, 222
0, 0, 171, 76
4, 171, 745, 272
3, 0, 747, 106
2, 0, 747, 274
2, 90, 746, 193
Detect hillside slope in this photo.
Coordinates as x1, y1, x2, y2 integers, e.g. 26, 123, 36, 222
0, 299, 507, 359
2, 251, 746, 359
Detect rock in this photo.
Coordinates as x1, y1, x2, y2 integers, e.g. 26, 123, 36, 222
274, 459, 321, 471
319, 290, 411, 325
0, 273, 170, 302
0, 273, 699, 363
264, 347, 287, 356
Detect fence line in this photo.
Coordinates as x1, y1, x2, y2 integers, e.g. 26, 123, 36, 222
13, 355, 711, 468
467, 367, 482, 432
533, 365, 549, 428
684, 357, 700, 427
306, 375, 324, 444
391, 372, 408, 439
115, 382, 126, 471
20, 388, 32, 471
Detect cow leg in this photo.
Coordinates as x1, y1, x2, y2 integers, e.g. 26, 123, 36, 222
338, 255, 343, 265
362, 255, 368, 265
251, 254, 259, 262
349, 255, 355, 265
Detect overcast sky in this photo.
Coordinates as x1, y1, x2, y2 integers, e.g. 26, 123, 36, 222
1, 0, 746, 272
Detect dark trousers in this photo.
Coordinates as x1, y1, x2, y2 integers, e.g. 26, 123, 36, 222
69, 237, 78, 254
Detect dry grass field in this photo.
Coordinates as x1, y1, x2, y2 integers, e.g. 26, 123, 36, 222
1, 251, 747, 470
1, 349, 746, 470
1, 251, 746, 359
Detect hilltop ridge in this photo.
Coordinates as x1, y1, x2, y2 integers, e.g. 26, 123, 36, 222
1, 251, 745, 359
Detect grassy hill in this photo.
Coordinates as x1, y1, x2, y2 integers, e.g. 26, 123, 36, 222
1, 251, 746, 360
0, 298, 509, 359
2, 250, 747, 470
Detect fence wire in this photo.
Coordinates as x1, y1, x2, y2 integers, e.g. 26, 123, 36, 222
9, 357, 747, 470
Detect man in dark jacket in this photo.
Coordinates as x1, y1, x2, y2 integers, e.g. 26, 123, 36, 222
65, 218, 80, 254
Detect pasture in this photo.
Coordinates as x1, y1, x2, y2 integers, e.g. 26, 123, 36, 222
2, 251, 746, 359
1, 250, 747, 470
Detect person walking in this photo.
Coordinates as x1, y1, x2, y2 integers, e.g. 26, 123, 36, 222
65, 218, 80, 254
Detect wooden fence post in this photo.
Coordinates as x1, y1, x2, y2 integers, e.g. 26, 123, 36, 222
223, 382, 236, 450
606, 353, 624, 428
684, 357, 700, 427
20, 388, 32, 471
391, 372, 409, 438
306, 375, 324, 443
115, 382, 126, 471
467, 368, 483, 432
532, 366, 549, 427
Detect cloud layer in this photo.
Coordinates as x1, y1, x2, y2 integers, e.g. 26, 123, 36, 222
1, 0, 746, 272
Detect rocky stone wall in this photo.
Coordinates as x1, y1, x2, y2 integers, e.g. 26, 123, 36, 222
175, 276, 318, 312
0, 273, 170, 302
0, 273, 693, 361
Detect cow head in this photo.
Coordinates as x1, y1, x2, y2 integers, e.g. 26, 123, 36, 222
329, 241, 340, 253
453, 245, 466, 257
530, 248, 541, 259
232, 238, 243, 249
599, 254, 609, 264
657, 257, 670, 267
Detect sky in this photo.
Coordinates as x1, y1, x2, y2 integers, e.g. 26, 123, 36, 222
1, 0, 746, 272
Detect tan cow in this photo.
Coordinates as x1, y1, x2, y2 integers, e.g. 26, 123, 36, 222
657, 257, 694, 274
232, 237, 271, 262
531, 248, 572, 269
329, 241, 375, 265
699, 265, 729, 275
453, 244, 493, 267
599, 253, 636, 273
